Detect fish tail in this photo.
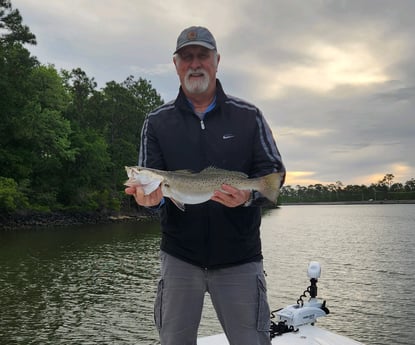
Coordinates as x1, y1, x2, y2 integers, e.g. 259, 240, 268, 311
258, 172, 284, 202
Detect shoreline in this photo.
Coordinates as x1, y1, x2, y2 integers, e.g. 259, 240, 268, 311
2, 200, 414, 229
281, 200, 415, 206
0, 210, 158, 230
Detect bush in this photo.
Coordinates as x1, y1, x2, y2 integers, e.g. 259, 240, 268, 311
0, 177, 29, 212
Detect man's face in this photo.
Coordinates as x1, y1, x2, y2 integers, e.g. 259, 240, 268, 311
174, 45, 220, 95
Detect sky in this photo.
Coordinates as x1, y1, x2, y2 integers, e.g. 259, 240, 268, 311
10, 0, 415, 187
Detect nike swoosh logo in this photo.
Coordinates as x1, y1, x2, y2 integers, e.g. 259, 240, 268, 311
222, 134, 235, 140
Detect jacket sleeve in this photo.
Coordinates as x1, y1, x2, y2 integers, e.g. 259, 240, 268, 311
251, 110, 285, 176
137, 113, 167, 212
138, 113, 166, 169
249, 109, 286, 206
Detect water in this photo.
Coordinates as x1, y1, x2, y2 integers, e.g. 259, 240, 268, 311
0, 204, 414, 345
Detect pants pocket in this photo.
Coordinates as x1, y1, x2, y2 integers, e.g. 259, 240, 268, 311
154, 279, 164, 330
257, 274, 271, 332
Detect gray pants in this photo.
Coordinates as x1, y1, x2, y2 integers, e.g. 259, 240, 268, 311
154, 251, 271, 345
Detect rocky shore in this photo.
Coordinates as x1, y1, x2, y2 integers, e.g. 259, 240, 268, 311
0, 209, 158, 230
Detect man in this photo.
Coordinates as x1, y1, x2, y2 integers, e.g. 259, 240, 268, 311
125, 26, 285, 345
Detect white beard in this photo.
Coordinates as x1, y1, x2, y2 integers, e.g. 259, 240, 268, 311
184, 69, 210, 94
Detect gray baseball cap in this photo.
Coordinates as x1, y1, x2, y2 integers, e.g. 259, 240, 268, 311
174, 26, 217, 54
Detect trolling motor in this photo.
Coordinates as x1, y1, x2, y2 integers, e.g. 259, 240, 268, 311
270, 262, 330, 337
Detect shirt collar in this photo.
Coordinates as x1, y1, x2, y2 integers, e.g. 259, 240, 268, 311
186, 96, 217, 114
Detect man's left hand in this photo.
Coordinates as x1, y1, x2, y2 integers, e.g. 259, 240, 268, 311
211, 184, 251, 207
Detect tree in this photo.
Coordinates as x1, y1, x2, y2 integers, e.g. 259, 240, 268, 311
0, 0, 36, 45
1, 63, 76, 209
61, 67, 98, 125
57, 68, 113, 209
100, 77, 163, 189
57, 127, 112, 209
378, 173, 394, 189
0, 3, 165, 213
24, 65, 76, 207
0, 0, 39, 179
279, 174, 415, 204
0, 176, 28, 211
327, 183, 338, 201
404, 178, 415, 192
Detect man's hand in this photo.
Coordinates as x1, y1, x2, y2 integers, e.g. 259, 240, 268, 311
125, 185, 163, 207
211, 184, 251, 207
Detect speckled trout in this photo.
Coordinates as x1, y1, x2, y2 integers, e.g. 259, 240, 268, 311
125, 166, 284, 211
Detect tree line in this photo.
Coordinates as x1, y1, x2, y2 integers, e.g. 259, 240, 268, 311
0, 1, 163, 213
280, 173, 415, 203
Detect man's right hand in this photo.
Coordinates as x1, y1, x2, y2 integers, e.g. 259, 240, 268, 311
125, 185, 163, 207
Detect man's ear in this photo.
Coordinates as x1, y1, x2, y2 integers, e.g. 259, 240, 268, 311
173, 55, 179, 74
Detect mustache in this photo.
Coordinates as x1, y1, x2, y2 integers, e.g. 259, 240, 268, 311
185, 68, 207, 78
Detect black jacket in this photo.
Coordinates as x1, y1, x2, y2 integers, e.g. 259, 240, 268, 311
139, 79, 285, 268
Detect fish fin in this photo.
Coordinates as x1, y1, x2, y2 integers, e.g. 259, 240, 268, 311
124, 179, 161, 195
174, 169, 196, 175
200, 167, 248, 179
258, 172, 284, 202
172, 167, 248, 180
169, 197, 185, 212
142, 181, 161, 195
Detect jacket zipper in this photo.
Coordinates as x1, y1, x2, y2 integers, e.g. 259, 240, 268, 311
200, 119, 205, 130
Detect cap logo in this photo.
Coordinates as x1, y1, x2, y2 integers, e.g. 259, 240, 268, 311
187, 31, 197, 40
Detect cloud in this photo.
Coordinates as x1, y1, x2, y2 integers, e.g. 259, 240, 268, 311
284, 171, 319, 186
130, 63, 173, 76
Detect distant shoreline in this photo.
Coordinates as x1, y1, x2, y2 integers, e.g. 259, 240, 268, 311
281, 200, 415, 206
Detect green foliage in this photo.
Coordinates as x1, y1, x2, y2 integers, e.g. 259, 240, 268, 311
98, 77, 163, 189
0, 0, 36, 45
0, 2, 165, 215
57, 127, 111, 206
59, 188, 121, 212
0, 177, 28, 211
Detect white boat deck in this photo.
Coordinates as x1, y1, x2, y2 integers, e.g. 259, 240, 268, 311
198, 262, 365, 345
198, 324, 364, 345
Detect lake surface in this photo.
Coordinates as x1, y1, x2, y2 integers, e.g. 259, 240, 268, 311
1, 204, 414, 345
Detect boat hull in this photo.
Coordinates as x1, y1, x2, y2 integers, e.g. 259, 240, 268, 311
198, 324, 364, 345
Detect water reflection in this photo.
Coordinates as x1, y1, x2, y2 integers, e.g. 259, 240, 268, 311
1, 205, 414, 345
0, 222, 161, 345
